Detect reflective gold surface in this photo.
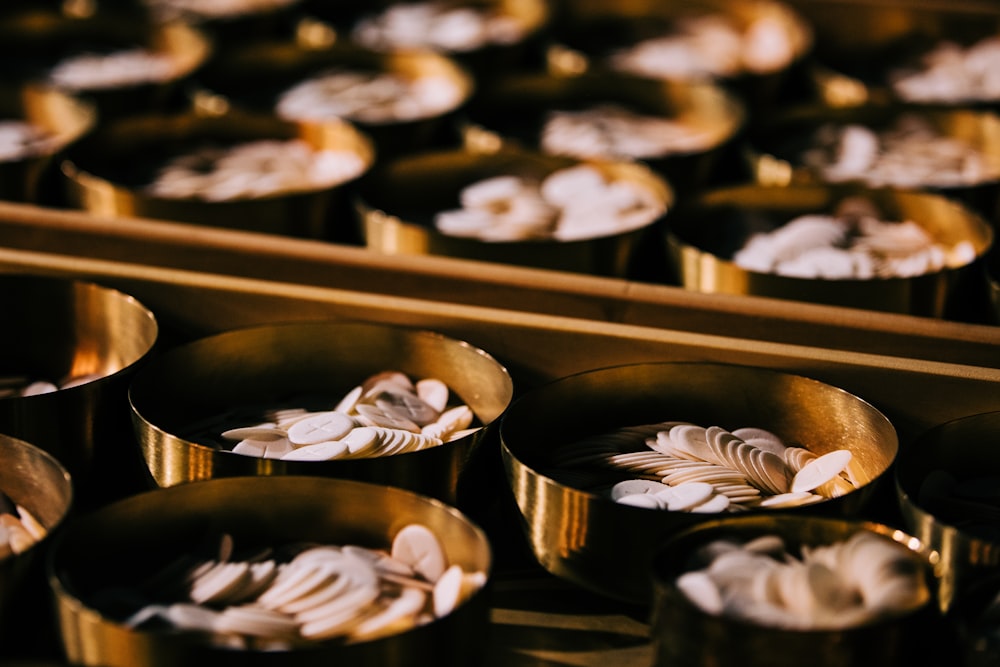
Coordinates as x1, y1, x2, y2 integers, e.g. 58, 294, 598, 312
0, 434, 73, 634
463, 70, 745, 191
500, 361, 897, 604
895, 411, 1000, 613
0, 274, 158, 508
129, 320, 513, 505
649, 514, 944, 667
0, 84, 95, 203
48, 476, 492, 667
356, 146, 673, 277
60, 110, 374, 238
666, 183, 995, 316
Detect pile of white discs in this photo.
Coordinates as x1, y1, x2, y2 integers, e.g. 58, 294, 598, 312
144, 139, 367, 201
540, 104, 719, 160
143, 0, 299, 21
0, 493, 46, 559
800, 114, 1000, 189
352, 1, 526, 53
675, 532, 930, 630
188, 371, 477, 461
0, 372, 103, 398
47, 49, 183, 92
890, 36, 1000, 104
433, 164, 665, 242
731, 201, 977, 279
607, 13, 797, 80
0, 121, 59, 162
550, 421, 860, 513
275, 69, 466, 124
120, 524, 487, 646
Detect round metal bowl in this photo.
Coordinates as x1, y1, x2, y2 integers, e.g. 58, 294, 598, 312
0, 83, 95, 203
649, 514, 945, 667
48, 476, 492, 667
462, 70, 745, 192
193, 40, 473, 158
355, 146, 673, 277
59, 109, 374, 238
0, 9, 211, 118
0, 434, 73, 633
0, 274, 158, 509
499, 361, 898, 604
128, 320, 513, 506
746, 104, 1000, 222
895, 411, 1000, 615
665, 183, 994, 317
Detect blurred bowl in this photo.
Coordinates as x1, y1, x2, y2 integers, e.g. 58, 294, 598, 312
128, 320, 513, 506
547, 0, 812, 109
0, 83, 95, 203
0, 10, 211, 118
665, 183, 994, 316
746, 103, 1000, 221
60, 109, 374, 239
649, 514, 945, 667
48, 475, 492, 667
355, 146, 673, 277
0, 274, 158, 508
895, 411, 1000, 614
194, 39, 474, 157
462, 70, 745, 191
0, 434, 73, 633
499, 361, 897, 604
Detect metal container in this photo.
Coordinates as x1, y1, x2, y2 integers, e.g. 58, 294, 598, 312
60, 109, 374, 239
48, 476, 492, 667
128, 320, 513, 506
649, 514, 945, 667
499, 361, 898, 604
0, 274, 158, 508
355, 146, 673, 277
665, 183, 994, 317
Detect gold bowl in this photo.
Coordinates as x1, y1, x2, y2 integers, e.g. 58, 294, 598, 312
193, 40, 473, 158
462, 70, 745, 191
0, 9, 211, 118
649, 514, 945, 667
895, 411, 1000, 614
499, 361, 897, 604
0, 83, 95, 203
0, 274, 158, 509
128, 320, 513, 506
665, 183, 994, 316
48, 476, 492, 667
59, 109, 374, 239
355, 146, 673, 277
0, 434, 73, 634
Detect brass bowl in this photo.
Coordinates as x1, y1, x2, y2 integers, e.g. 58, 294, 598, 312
48, 476, 492, 667
0, 274, 158, 509
355, 146, 673, 277
128, 320, 513, 506
462, 70, 745, 191
649, 514, 945, 667
60, 110, 374, 238
746, 104, 1000, 221
0, 83, 95, 203
547, 0, 812, 107
194, 40, 474, 157
499, 361, 897, 604
665, 183, 994, 316
0, 10, 211, 118
793, 1, 1000, 108
0, 434, 73, 633
895, 411, 1000, 614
